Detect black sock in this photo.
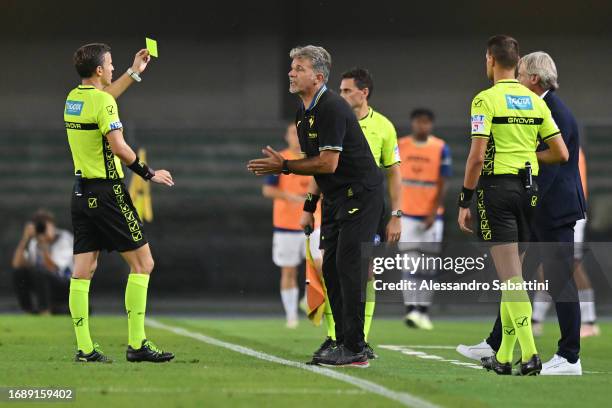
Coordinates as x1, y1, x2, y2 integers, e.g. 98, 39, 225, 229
416, 305, 428, 314
406, 305, 416, 314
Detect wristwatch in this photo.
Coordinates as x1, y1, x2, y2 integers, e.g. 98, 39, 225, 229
391, 210, 403, 218
127, 68, 142, 82
281, 160, 291, 175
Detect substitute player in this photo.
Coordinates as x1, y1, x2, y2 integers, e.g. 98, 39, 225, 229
457, 36, 568, 375
398, 109, 451, 330
248, 45, 384, 367
65, 43, 174, 363
262, 123, 309, 328
339, 67, 402, 355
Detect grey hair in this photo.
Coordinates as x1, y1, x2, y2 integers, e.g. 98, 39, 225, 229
289, 45, 332, 83
519, 51, 559, 90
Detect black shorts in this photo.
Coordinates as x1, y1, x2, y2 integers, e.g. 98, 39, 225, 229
476, 176, 537, 243
71, 179, 148, 254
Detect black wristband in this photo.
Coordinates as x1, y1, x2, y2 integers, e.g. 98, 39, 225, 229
281, 159, 291, 175
303, 193, 320, 213
128, 156, 155, 180
458, 187, 475, 208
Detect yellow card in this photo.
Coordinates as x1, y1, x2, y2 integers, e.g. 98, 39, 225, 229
145, 37, 158, 57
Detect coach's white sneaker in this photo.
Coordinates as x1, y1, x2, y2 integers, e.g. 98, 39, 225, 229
456, 340, 494, 361
286, 319, 299, 329
541, 354, 582, 375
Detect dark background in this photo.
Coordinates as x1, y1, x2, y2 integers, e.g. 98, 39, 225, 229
2, 0, 612, 308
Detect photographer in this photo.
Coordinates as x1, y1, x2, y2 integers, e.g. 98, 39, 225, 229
11, 210, 73, 315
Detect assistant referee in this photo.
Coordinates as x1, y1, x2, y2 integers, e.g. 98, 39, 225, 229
457, 35, 568, 376
65, 43, 174, 363
248, 45, 384, 368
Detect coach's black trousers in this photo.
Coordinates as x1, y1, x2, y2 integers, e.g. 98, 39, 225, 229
321, 184, 383, 353
486, 221, 581, 363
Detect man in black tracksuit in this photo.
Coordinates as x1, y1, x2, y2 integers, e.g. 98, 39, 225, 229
248, 45, 383, 367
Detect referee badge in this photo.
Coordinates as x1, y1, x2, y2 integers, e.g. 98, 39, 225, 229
88, 198, 97, 208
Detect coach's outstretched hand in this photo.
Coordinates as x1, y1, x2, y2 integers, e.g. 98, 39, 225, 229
247, 146, 285, 175
131, 49, 151, 74
151, 169, 174, 186
458, 207, 473, 234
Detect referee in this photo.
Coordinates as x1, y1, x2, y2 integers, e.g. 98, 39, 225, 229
457, 35, 568, 375
65, 43, 174, 363
248, 45, 384, 367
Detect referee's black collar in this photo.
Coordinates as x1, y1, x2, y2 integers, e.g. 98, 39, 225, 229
78, 85, 96, 90
304, 84, 327, 113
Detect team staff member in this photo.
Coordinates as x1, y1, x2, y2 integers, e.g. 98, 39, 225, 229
248, 45, 384, 368
398, 109, 451, 330
65, 43, 174, 363
339, 67, 402, 354
457, 36, 568, 376
262, 123, 310, 329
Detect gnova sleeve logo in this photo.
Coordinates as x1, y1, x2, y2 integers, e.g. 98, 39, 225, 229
505, 95, 533, 110
65, 100, 84, 116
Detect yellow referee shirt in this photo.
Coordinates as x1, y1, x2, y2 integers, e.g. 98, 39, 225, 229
359, 107, 400, 168
64, 85, 124, 179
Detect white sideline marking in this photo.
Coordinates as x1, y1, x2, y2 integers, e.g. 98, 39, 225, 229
147, 319, 441, 408
401, 345, 456, 350
380, 345, 483, 370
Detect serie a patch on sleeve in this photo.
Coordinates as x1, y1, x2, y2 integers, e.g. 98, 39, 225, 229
471, 114, 486, 133
110, 121, 123, 130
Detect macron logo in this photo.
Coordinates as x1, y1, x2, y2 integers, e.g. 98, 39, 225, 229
505, 95, 533, 110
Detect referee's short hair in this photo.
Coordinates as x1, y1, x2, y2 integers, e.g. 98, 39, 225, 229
487, 35, 520, 69
290, 45, 332, 83
341, 68, 374, 100
410, 108, 435, 122
73, 43, 111, 78
519, 51, 559, 90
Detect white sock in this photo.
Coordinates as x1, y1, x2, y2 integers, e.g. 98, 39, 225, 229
579, 288, 596, 323
402, 272, 419, 307
281, 287, 299, 322
532, 290, 552, 322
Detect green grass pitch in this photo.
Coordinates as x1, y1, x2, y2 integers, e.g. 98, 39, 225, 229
0, 315, 608, 407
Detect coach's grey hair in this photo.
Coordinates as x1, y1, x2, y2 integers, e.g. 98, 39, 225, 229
290, 45, 332, 83
519, 51, 559, 90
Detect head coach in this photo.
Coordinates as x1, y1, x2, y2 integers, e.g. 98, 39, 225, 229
248, 45, 384, 368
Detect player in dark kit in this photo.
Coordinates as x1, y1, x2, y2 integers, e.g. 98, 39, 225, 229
248, 45, 384, 368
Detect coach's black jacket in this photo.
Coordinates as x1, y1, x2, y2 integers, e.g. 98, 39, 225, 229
535, 90, 587, 229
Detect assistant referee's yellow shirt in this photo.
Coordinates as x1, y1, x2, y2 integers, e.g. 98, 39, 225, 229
470, 79, 560, 176
359, 107, 400, 168
64, 85, 124, 179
